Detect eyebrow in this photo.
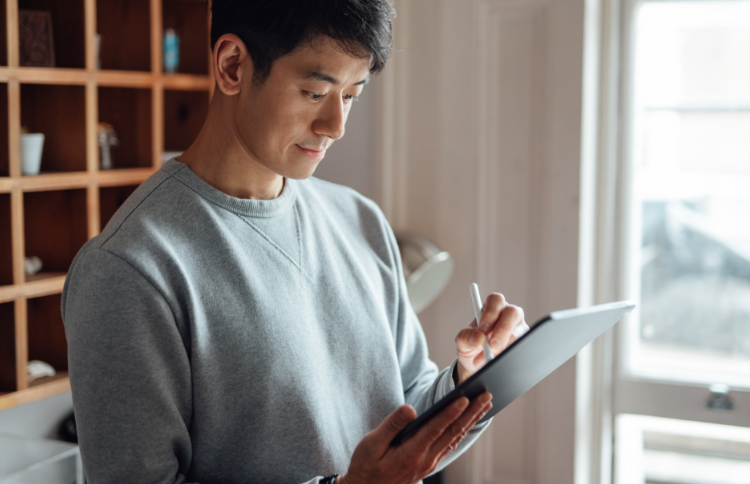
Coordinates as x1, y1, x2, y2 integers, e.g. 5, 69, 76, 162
303, 70, 369, 86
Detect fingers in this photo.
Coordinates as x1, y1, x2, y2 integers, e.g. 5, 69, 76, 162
477, 293, 507, 333
488, 304, 525, 354
455, 327, 485, 359
369, 404, 417, 454
409, 397, 469, 451
428, 392, 492, 455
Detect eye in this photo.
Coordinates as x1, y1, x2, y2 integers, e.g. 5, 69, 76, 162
343, 94, 359, 104
307, 92, 326, 101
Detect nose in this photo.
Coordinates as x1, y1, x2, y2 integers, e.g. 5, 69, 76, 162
313, 97, 347, 141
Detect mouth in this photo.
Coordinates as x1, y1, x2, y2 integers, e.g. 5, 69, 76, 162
296, 145, 327, 160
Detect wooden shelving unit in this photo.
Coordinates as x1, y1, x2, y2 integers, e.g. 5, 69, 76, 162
0, 0, 212, 410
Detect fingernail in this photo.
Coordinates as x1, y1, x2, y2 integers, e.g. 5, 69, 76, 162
480, 323, 491, 333
490, 338, 501, 349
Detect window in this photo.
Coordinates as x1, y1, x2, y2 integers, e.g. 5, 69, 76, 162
612, 1, 750, 483
625, 0, 750, 387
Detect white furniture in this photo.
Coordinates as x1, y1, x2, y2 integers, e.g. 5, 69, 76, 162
0, 433, 82, 484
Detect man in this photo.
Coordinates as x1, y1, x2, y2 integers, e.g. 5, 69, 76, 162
62, 1, 526, 483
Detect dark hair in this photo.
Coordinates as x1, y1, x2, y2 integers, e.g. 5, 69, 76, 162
211, 0, 395, 85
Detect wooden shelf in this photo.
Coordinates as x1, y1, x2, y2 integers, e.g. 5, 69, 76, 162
0, 0, 212, 410
0, 168, 156, 194
0, 274, 66, 304
0, 68, 212, 90
0, 374, 70, 411
28, 369, 69, 389
25, 271, 66, 282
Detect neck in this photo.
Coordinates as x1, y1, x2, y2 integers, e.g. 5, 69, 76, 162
177, 92, 284, 200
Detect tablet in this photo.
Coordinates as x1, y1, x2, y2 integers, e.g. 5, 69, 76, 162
391, 300, 635, 446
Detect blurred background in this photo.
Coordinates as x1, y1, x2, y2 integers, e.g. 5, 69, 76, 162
0, 0, 748, 483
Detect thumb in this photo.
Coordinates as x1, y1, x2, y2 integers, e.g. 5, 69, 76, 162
369, 405, 417, 453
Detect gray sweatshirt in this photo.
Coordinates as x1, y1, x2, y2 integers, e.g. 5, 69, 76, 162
62, 159, 489, 484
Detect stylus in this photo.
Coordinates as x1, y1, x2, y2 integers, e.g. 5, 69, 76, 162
470, 283, 531, 363
470, 283, 495, 362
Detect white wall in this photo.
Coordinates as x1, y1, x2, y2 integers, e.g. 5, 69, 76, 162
376, 1, 588, 483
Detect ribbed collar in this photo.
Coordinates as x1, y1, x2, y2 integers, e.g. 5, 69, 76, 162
164, 159, 298, 218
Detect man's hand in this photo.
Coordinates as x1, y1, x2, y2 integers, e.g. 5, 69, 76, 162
454, 293, 526, 384
337, 392, 493, 484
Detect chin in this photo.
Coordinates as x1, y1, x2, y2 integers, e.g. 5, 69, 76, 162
282, 161, 323, 180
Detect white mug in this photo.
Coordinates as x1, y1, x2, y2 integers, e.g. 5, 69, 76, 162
21, 133, 45, 176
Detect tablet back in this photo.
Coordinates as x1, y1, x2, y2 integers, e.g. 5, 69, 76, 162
391, 300, 635, 446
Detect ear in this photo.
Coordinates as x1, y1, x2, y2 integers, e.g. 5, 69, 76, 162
212, 34, 251, 95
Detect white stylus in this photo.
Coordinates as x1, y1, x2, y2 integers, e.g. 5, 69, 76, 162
470, 283, 531, 362
470, 283, 494, 362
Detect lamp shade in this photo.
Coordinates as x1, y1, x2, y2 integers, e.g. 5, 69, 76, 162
395, 232, 454, 314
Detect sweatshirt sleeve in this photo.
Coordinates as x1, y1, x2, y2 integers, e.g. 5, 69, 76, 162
382, 224, 491, 470
62, 248, 194, 484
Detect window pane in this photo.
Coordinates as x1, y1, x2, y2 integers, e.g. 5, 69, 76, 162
628, 2, 750, 385
615, 414, 750, 484
635, 3, 750, 106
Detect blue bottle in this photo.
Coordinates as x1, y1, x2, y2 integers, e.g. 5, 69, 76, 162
164, 28, 180, 74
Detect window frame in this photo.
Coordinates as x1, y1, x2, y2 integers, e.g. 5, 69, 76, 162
612, 0, 750, 428
577, 1, 750, 483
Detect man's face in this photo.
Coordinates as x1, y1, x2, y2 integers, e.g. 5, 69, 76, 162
232, 36, 372, 180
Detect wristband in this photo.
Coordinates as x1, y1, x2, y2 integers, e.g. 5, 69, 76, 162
320, 474, 338, 484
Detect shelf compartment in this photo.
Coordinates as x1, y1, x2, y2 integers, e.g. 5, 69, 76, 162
0, 194, 11, 286
96, 0, 151, 71
164, 89, 208, 151
100, 184, 139, 230
21, 84, 86, 173
27, 293, 67, 379
163, 0, 210, 75
98, 87, 153, 169
23, 189, 88, 277
18, 0, 86, 69
0, 301, 15, 393
0, 83, 7, 177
